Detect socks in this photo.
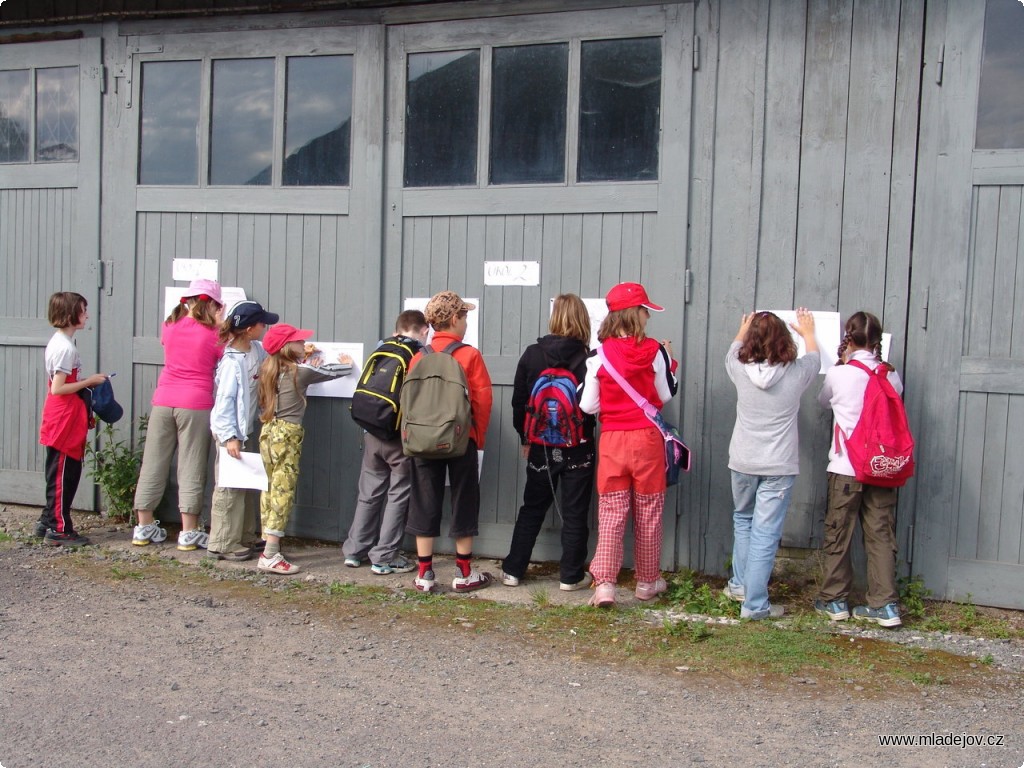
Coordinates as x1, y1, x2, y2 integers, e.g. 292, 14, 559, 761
456, 553, 472, 578
264, 540, 281, 557
418, 555, 433, 578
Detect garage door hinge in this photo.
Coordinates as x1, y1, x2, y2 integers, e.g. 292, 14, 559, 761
684, 268, 693, 304
693, 36, 700, 71
921, 286, 929, 330
935, 44, 944, 86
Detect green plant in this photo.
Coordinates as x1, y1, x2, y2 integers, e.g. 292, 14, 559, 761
530, 588, 551, 607
86, 416, 147, 522
898, 574, 932, 620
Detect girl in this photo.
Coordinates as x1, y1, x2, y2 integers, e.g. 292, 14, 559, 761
132, 279, 224, 550
501, 294, 596, 591
256, 324, 351, 574
580, 282, 678, 607
37, 291, 110, 546
725, 308, 818, 619
208, 300, 278, 561
814, 311, 904, 628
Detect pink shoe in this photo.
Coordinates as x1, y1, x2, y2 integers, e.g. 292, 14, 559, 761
589, 582, 616, 608
635, 577, 667, 601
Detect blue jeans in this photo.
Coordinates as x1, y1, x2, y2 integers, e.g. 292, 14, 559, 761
729, 472, 795, 619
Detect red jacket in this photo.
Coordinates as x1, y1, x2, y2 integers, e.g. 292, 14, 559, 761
408, 331, 493, 449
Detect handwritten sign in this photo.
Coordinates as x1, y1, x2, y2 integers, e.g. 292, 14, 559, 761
484, 261, 540, 286
172, 258, 218, 282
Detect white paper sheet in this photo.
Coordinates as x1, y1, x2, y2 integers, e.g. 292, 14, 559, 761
304, 342, 363, 398
404, 297, 480, 349
172, 258, 218, 282
217, 449, 268, 491
484, 261, 540, 286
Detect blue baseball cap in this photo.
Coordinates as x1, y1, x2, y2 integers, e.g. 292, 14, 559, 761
225, 300, 279, 329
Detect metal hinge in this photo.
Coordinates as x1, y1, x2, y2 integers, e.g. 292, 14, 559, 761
920, 286, 929, 330
693, 35, 700, 71
684, 268, 693, 304
124, 38, 164, 108
935, 44, 944, 85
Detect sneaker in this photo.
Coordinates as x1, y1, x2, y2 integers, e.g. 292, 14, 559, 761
43, 530, 91, 547
132, 520, 168, 546
414, 569, 436, 593
177, 529, 209, 551
343, 555, 362, 568
635, 577, 668, 601
560, 573, 593, 592
814, 598, 850, 622
452, 570, 492, 592
589, 582, 616, 608
500, 571, 520, 587
722, 583, 745, 602
257, 552, 301, 575
371, 556, 416, 575
852, 602, 902, 628
33, 521, 48, 538
743, 604, 785, 620
210, 548, 252, 562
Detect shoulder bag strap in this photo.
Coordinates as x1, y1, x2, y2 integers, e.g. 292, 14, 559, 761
596, 347, 660, 421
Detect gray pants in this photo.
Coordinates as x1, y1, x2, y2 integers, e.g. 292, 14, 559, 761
133, 406, 212, 516
342, 432, 412, 566
209, 436, 260, 554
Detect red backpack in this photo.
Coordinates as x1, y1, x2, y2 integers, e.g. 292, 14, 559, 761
836, 360, 915, 488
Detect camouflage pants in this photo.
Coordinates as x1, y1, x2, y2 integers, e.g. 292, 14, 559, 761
259, 419, 305, 537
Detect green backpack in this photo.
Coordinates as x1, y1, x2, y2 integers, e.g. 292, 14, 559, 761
399, 341, 472, 459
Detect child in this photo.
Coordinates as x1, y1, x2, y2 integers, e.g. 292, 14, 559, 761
724, 309, 818, 620
580, 282, 678, 607
132, 279, 224, 550
342, 310, 428, 574
208, 300, 278, 561
257, 324, 352, 574
36, 292, 109, 546
501, 294, 596, 591
814, 311, 904, 628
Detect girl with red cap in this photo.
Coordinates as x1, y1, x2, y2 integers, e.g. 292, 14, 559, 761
255, 324, 352, 574
580, 282, 678, 607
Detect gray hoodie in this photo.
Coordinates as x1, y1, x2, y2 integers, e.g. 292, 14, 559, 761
725, 340, 819, 476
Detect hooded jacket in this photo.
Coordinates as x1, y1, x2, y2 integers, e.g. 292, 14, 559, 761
211, 341, 268, 444
725, 340, 819, 475
511, 334, 596, 447
580, 336, 677, 431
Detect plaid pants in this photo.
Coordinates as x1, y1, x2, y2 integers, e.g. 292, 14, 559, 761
589, 489, 665, 584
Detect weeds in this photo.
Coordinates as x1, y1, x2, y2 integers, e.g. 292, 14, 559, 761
898, 575, 932, 620
86, 416, 148, 523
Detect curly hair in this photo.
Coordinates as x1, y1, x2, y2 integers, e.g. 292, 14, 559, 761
737, 311, 797, 365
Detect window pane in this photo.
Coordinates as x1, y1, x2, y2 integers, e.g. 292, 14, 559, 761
284, 55, 353, 186
35, 67, 78, 162
210, 58, 275, 185
404, 50, 479, 187
139, 61, 200, 185
578, 37, 661, 182
0, 70, 30, 163
976, 0, 1024, 149
490, 44, 567, 185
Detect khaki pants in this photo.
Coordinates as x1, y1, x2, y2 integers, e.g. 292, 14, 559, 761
818, 472, 899, 608
133, 406, 212, 516
209, 436, 260, 553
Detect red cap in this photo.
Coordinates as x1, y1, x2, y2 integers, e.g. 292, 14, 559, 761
605, 282, 664, 312
262, 324, 313, 355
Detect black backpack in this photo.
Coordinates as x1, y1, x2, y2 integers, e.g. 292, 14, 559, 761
349, 337, 419, 440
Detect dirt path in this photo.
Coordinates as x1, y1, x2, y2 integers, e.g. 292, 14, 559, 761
1, 541, 1021, 768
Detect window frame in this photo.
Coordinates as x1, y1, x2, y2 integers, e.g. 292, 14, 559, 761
0, 65, 80, 166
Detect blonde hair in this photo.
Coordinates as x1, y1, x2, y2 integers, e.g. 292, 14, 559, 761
549, 294, 591, 348
597, 306, 647, 344
167, 296, 221, 327
259, 343, 304, 423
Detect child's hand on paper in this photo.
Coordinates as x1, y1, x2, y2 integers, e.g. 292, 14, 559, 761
225, 438, 242, 459
337, 352, 353, 366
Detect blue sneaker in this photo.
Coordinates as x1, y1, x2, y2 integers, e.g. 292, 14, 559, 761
814, 598, 850, 621
852, 602, 902, 628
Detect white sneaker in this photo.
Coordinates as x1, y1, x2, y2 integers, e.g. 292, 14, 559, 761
500, 571, 520, 587
132, 520, 167, 546
177, 529, 209, 551
452, 570, 492, 592
559, 573, 594, 592
257, 552, 301, 575
414, 569, 436, 592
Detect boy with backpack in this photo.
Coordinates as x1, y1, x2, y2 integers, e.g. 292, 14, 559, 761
500, 293, 596, 591
814, 311, 913, 628
342, 310, 429, 574
401, 291, 493, 592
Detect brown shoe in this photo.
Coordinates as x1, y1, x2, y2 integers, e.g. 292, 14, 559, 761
211, 548, 252, 562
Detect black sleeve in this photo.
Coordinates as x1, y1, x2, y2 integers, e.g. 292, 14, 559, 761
660, 344, 679, 397
511, 348, 535, 444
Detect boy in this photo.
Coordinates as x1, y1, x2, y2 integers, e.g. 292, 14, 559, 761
404, 291, 493, 592
37, 292, 109, 546
342, 310, 429, 574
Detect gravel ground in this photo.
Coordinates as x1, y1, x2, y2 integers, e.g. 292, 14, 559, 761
1, 507, 1022, 768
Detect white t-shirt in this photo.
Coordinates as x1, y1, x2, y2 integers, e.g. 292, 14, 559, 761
44, 331, 81, 381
